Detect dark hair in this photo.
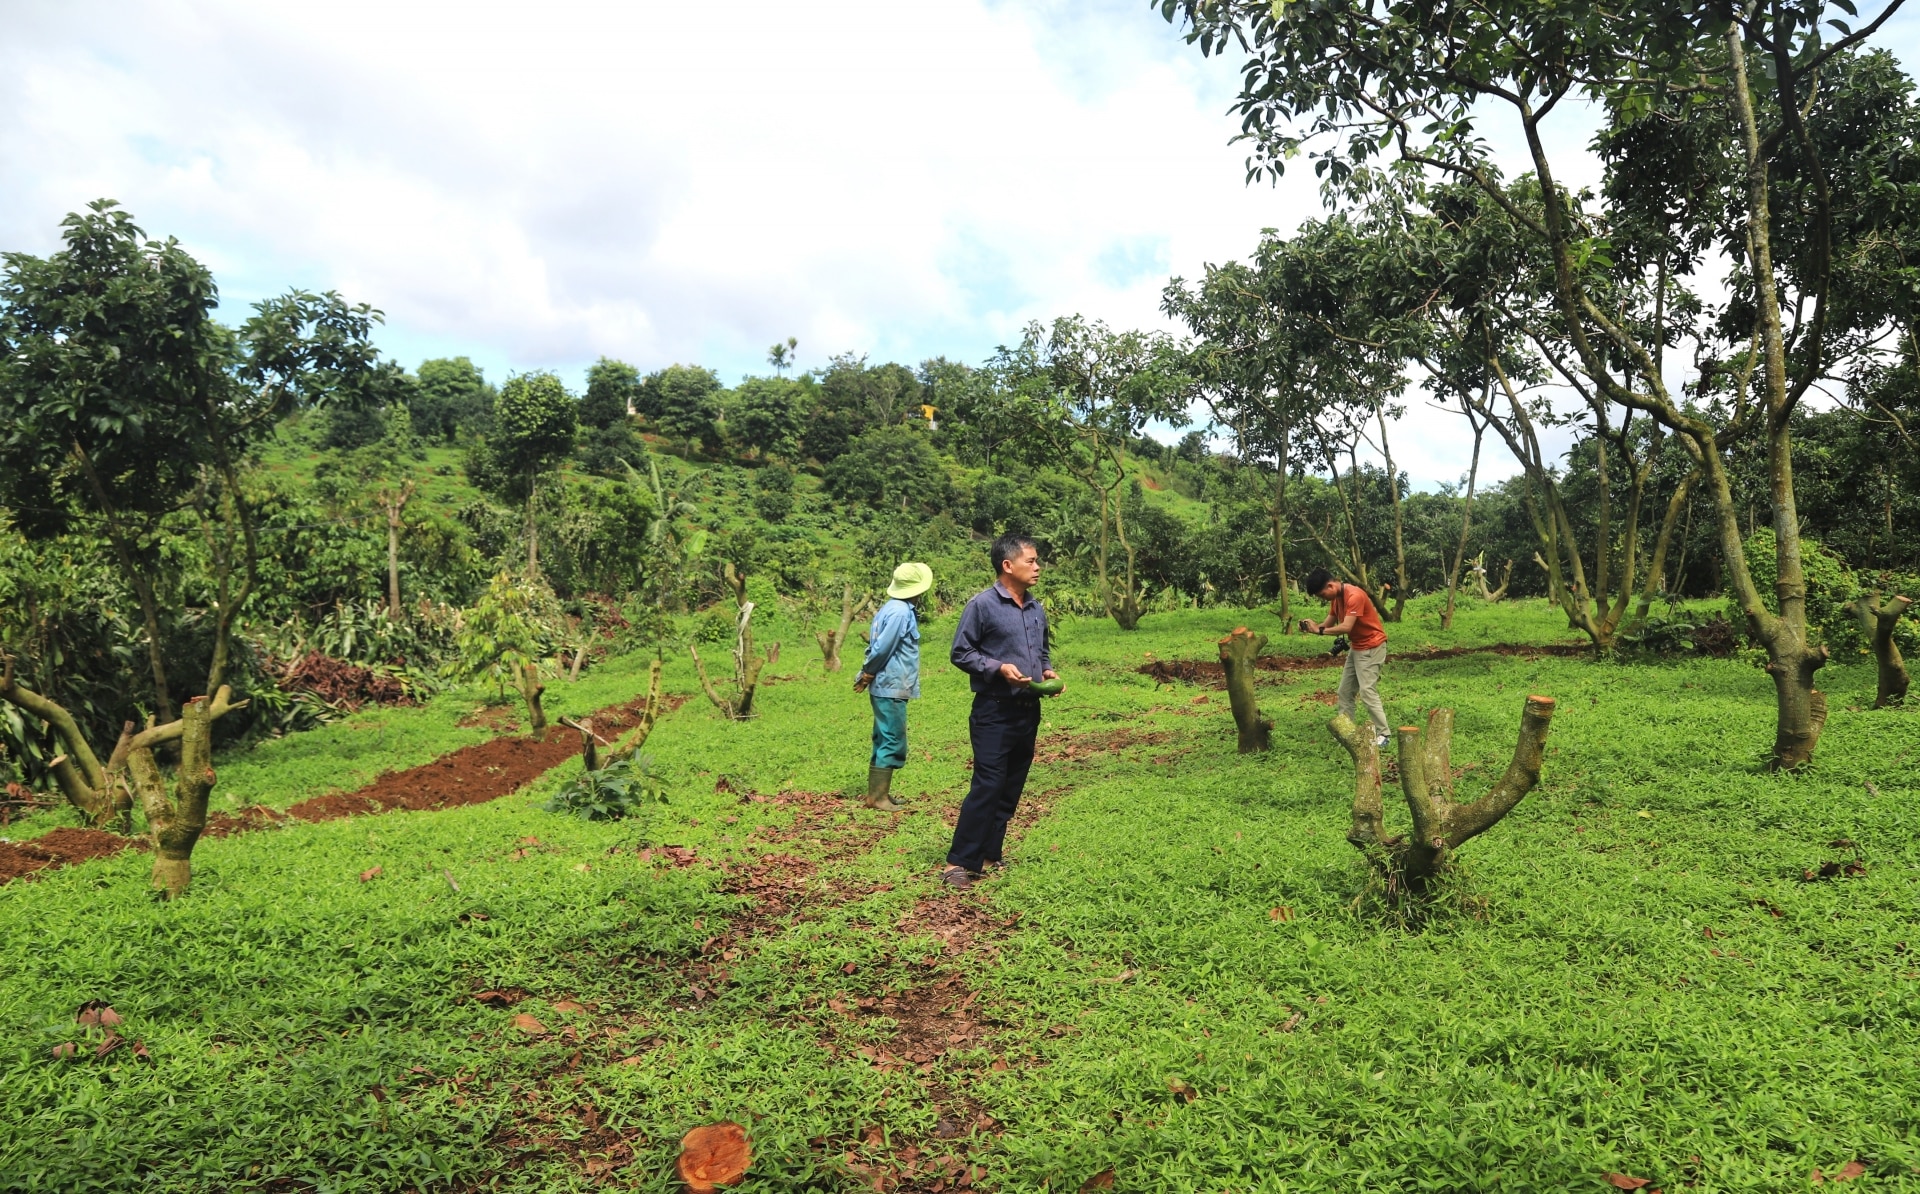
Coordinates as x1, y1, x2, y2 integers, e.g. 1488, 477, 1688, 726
990, 533, 1038, 576
1302, 568, 1335, 596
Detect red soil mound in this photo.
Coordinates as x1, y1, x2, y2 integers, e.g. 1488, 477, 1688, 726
1140, 641, 1590, 687
286, 693, 685, 823
1, 687, 683, 884
0, 827, 141, 884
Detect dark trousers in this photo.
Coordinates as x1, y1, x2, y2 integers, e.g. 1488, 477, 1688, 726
947, 692, 1042, 872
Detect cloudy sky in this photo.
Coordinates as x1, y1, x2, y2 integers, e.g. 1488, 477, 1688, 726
5, 1, 1915, 487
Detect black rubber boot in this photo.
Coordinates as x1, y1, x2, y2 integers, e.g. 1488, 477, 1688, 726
864, 765, 906, 811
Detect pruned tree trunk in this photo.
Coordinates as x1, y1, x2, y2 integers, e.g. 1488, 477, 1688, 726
1852, 593, 1913, 709
1217, 627, 1272, 753
136, 694, 218, 898
559, 716, 603, 772
610, 657, 666, 761
0, 656, 245, 832
816, 584, 861, 672
568, 646, 587, 682
1476, 556, 1512, 601
512, 661, 547, 735
1330, 695, 1556, 898
690, 602, 780, 720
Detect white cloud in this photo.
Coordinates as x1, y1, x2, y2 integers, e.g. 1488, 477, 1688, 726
24, 1, 1902, 487
0, 1, 1314, 375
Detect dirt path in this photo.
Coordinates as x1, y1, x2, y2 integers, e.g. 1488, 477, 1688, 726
1141, 640, 1591, 687
481, 749, 1111, 1188
0, 690, 685, 885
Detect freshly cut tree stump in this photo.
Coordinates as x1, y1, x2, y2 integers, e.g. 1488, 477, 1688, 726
676, 1120, 750, 1191
1330, 695, 1555, 897
1217, 626, 1272, 753
1852, 592, 1912, 708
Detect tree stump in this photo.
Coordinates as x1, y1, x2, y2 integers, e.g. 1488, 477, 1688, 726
512, 661, 548, 735
1217, 626, 1272, 753
1852, 593, 1912, 708
1330, 695, 1555, 897
691, 603, 779, 720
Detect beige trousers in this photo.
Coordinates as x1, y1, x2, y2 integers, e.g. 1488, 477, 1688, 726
1337, 644, 1389, 737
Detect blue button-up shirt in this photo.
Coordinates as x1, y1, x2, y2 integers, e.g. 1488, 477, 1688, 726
950, 582, 1050, 697
862, 597, 922, 699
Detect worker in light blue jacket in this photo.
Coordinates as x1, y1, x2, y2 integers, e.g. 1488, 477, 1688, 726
852, 561, 933, 810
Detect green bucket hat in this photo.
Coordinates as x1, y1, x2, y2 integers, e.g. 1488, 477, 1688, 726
887, 561, 934, 600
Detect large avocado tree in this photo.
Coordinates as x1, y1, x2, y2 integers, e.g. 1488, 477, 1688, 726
992, 316, 1191, 630
0, 201, 385, 892
1166, 0, 1909, 768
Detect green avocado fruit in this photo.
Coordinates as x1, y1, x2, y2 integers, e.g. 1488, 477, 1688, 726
1027, 677, 1065, 696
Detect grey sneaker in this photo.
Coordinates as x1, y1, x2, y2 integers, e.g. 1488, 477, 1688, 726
1372, 733, 1390, 748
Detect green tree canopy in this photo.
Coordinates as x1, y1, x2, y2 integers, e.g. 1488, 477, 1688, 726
640, 364, 724, 455
729, 376, 804, 459
581, 357, 641, 430
823, 426, 950, 513
412, 356, 494, 441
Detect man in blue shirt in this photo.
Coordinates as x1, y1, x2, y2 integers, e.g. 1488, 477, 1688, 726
943, 534, 1062, 889
853, 561, 933, 811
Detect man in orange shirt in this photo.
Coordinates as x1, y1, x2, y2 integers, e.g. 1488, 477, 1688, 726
1300, 568, 1390, 747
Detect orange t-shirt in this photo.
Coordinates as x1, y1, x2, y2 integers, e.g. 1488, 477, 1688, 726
1330, 584, 1387, 651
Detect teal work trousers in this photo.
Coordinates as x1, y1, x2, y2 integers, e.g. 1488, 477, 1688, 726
870, 695, 909, 769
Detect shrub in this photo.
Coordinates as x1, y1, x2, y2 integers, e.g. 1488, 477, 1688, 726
752, 466, 796, 523
541, 754, 668, 826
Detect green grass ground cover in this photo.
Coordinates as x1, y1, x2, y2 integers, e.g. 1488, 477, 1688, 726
3, 596, 1917, 1191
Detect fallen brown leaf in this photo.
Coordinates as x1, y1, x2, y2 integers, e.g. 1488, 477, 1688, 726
677, 1120, 751, 1192
511, 1013, 547, 1035
359, 866, 382, 882
74, 1001, 122, 1028
95, 1031, 123, 1060
551, 1000, 586, 1014
1269, 906, 1295, 923
473, 989, 524, 1007
1167, 1078, 1199, 1104
1079, 1168, 1116, 1193
50, 1041, 78, 1061
1604, 1174, 1651, 1190
1279, 1011, 1304, 1033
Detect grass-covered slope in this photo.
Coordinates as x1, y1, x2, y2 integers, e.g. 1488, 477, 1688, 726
3, 597, 1916, 1191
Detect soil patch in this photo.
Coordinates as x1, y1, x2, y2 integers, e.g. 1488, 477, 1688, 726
1141, 641, 1591, 688
286, 694, 687, 823
0, 827, 141, 884
833, 895, 1015, 1191
490, 785, 904, 1177
1034, 727, 1174, 765
203, 804, 292, 839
